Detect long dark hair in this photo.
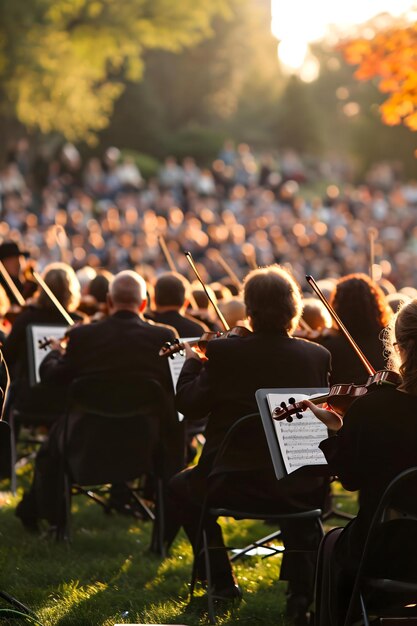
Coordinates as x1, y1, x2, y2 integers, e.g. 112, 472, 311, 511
331, 273, 392, 339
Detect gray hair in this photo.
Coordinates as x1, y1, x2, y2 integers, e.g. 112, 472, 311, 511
109, 271, 147, 306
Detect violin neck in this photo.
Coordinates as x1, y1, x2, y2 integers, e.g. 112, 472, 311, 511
308, 394, 329, 406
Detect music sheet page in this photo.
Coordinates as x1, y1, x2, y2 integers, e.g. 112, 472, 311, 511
167, 337, 198, 421
30, 325, 69, 384
267, 393, 328, 474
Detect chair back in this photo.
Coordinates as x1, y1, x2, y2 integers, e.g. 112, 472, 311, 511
360, 466, 417, 582
64, 374, 167, 485
209, 413, 271, 477
343, 467, 417, 626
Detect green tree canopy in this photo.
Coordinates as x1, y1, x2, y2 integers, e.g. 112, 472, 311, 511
0, 0, 232, 143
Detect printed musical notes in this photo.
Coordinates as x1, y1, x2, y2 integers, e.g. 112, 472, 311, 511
267, 393, 328, 474
167, 337, 198, 422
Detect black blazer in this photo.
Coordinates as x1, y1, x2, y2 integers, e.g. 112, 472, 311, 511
176, 330, 331, 476
319, 330, 385, 385
148, 310, 206, 338
40, 311, 175, 390
40, 310, 184, 476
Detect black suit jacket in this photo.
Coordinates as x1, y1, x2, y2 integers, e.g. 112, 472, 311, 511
40, 311, 175, 389
176, 330, 331, 477
40, 311, 184, 476
320, 330, 385, 385
149, 310, 206, 338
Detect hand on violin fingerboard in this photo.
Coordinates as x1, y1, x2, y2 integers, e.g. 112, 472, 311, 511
301, 400, 343, 432
183, 342, 207, 361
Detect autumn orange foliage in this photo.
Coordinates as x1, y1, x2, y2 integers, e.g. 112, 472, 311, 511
342, 23, 417, 130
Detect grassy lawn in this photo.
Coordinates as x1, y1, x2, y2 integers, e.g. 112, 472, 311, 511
0, 466, 357, 626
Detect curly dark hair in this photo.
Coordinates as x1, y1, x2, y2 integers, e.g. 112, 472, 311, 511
244, 265, 302, 333
330, 273, 392, 339
393, 299, 417, 395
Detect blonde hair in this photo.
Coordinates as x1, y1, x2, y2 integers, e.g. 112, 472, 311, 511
383, 298, 417, 394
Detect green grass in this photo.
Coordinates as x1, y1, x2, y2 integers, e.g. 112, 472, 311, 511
0, 469, 357, 626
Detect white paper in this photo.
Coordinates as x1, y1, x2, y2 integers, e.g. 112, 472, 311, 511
267, 393, 328, 474
167, 337, 198, 422
30, 325, 69, 384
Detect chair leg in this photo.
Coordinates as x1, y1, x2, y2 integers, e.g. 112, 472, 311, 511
203, 528, 216, 625
130, 491, 155, 521
56, 473, 71, 542
230, 528, 283, 562
9, 413, 17, 495
0, 590, 35, 616
359, 593, 370, 626
149, 479, 166, 557
189, 497, 209, 601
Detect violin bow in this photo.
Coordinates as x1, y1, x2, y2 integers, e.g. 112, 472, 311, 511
209, 249, 242, 293
0, 260, 26, 306
158, 235, 177, 273
158, 236, 199, 310
185, 251, 230, 331
26, 266, 75, 327
242, 243, 258, 270
306, 275, 375, 377
368, 228, 378, 282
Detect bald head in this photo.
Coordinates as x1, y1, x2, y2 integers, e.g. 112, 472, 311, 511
108, 271, 147, 312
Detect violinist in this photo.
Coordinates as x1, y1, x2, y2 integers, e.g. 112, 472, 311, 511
319, 273, 392, 384
304, 298, 417, 624
0, 240, 36, 305
3, 262, 83, 416
165, 265, 331, 623
15, 270, 184, 531
149, 272, 209, 337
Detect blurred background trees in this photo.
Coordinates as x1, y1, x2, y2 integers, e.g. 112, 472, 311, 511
1, 0, 417, 179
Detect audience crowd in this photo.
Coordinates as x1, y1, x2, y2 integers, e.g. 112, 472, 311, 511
1, 139, 417, 292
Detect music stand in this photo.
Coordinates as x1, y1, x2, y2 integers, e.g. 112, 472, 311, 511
27, 324, 68, 386
256, 388, 354, 522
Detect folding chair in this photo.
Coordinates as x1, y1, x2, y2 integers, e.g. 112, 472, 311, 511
316, 466, 417, 626
190, 413, 324, 624
9, 404, 60, 493
56, 374, 170, 556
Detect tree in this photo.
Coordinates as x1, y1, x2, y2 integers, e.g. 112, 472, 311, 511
341, 15, 417, 132
0, 0, 232, 143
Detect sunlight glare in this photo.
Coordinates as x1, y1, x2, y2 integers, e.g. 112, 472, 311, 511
271, 0, 416, 79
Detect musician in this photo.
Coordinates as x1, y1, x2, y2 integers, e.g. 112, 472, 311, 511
150, 272, 208, 337
0, 240, 34, 304
15, 270, 183, 531
319, 273, 392, 384
305, 298, 417, 624
166, 265, 331, 623
3, 262, 83, 415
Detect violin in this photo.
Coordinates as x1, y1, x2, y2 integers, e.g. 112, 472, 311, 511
159, 325, 251, 358
272, 275, 401, 423
272, 370, 401, 422
38, 334, 70, 351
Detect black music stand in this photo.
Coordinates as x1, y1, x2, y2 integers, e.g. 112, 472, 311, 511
256, 388, 354, 523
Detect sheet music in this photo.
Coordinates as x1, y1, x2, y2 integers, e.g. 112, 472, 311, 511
167, 337, 198, 422
29, 325, 69, 384
267, 393, 328, 474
